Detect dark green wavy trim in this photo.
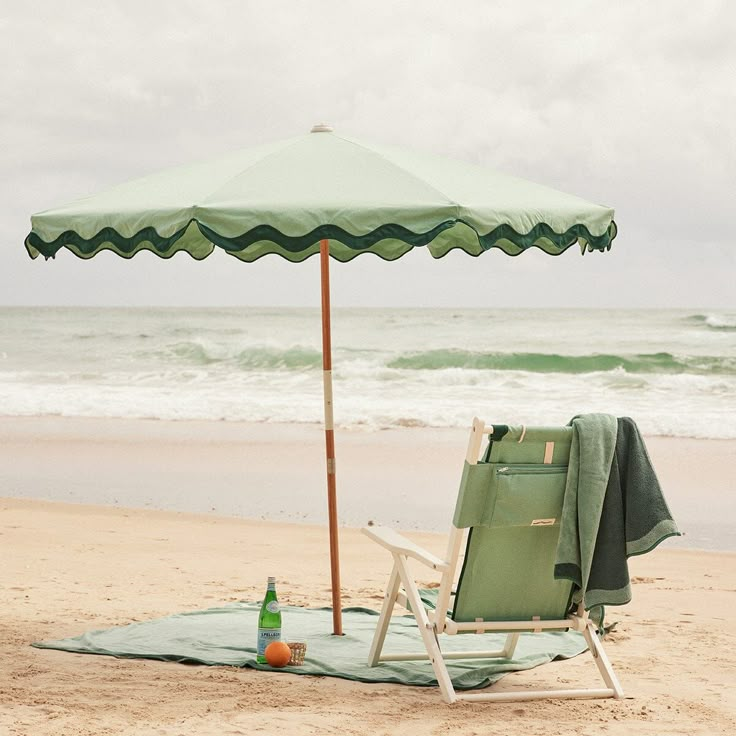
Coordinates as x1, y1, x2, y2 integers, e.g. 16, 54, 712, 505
196, 221, 458, 253
25, 223, 200, 260
478, 220, 617, 252
25, 218, 617, 261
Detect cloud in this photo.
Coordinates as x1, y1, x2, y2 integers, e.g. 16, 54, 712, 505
1, 0, 734, 307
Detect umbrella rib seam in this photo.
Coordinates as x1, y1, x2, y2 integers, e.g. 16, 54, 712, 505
194, 137, 308, 210
333, 134, 462, 217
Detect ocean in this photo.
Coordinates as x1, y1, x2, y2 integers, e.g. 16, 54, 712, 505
0, 306, 734, 438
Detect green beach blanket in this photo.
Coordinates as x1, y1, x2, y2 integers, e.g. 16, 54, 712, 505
555, 415, 680, 609
33, 602, 588, 691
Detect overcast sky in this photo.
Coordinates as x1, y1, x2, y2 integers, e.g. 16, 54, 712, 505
1, 1, 734, 308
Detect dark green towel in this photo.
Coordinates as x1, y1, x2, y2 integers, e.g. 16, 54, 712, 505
555, 415, 680, 608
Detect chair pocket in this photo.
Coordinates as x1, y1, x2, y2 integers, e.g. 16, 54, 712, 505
489, 464, 567, 528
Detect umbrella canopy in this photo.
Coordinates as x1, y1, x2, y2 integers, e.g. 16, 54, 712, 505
26, 125, 616, 262
25, 125, 617, 635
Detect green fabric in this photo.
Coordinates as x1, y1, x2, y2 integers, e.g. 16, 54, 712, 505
484, 425, 573, 463
32, 602, 588, 691
554, 414, 618, 607
416, 587, 446, 612
554, 415, 680, 609
26, 130, 617, 262
453, 463, 571, 621
453, 462, 495, 528
453, 526, 574, 623
452, 428, 574, 623
453, 462, 567, 529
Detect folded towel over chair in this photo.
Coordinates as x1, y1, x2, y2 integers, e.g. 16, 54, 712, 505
555, 414, 680, 609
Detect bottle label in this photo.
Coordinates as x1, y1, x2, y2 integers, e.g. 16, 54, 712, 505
266, 601, 280, 614
257, 627, 281, 657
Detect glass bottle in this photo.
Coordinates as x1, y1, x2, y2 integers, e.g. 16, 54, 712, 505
256, 576, 282, 662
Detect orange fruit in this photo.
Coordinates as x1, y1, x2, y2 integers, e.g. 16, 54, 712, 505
264, 641, 292, 668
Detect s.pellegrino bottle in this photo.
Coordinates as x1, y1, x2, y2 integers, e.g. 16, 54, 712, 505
256, 577, 281, 663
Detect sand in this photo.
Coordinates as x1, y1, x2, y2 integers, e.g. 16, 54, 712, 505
1, 416, 734, 546
1, 417, 735, 734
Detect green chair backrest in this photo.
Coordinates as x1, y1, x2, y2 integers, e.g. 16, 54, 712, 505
451, 425, 575, 623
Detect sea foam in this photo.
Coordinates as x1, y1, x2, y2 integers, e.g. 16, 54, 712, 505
1, 307, 734, 438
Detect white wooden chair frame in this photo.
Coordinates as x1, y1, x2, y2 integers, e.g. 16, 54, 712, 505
362, 418, 624, 704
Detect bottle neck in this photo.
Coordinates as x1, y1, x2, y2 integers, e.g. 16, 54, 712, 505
267, 577, 276, 592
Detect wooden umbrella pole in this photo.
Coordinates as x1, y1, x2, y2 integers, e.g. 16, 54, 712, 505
320, 238, 343, 635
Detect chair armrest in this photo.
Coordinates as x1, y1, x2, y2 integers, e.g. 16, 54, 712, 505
362, 526, 448, 572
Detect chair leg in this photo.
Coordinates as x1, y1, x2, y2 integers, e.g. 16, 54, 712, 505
502, 632, 520, 658
583, 622, 624, 698
367, 561, 401, 667
395, 555, 457, 704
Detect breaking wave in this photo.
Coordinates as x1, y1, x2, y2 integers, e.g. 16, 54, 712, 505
686, 313, 736, 331
387, 350, 735, 375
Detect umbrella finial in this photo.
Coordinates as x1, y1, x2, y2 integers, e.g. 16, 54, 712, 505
311, 123, 334, 133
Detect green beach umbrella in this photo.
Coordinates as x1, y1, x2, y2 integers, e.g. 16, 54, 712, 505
25, 124, 617, 635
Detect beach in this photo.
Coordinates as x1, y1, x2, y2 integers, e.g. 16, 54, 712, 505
5, 0, 736, 730
1, 417, 735, 735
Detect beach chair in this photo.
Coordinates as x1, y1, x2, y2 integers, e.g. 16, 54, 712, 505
362, 418, 624, 704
